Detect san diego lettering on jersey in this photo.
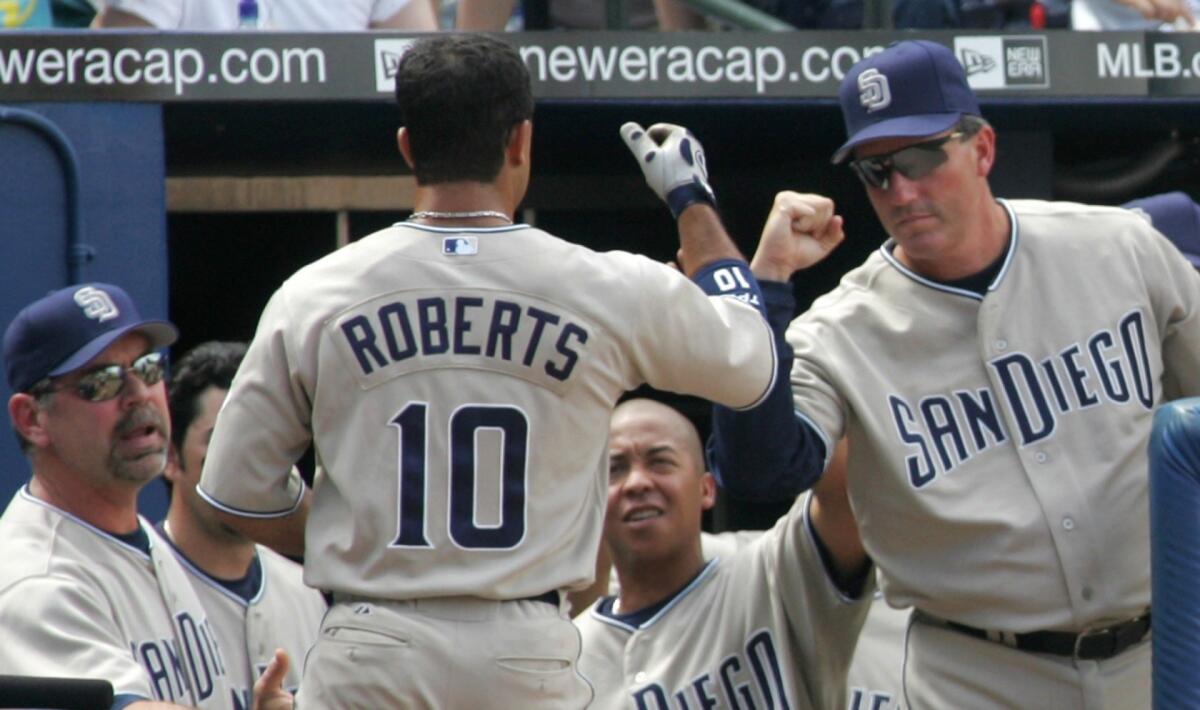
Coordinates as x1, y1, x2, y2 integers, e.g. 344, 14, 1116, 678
889, 309, 1154, 489
132, 613, 227, 704
631, 629, 790, 710
335, 289, 592, 392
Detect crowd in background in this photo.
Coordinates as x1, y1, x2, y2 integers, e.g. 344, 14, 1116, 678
6, 0, 1199, 39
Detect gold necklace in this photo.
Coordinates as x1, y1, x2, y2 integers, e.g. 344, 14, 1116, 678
408, 210, 512, 223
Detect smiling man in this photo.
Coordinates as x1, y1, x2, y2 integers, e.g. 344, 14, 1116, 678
704, 40, 1200, 709
575, 399, 871, 710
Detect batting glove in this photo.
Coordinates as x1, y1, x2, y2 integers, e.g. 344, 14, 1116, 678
621, 122, 717, 219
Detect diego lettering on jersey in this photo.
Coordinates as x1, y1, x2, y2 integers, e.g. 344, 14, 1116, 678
630, 629, 790, 710
889, 309, 1155, 489
131, 612, 227, 703
334, 289, 592, 394
849, 688, 898, 710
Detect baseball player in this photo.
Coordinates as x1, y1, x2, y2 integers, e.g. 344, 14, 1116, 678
0, 283, 234, 709
159, 340, 327, 709
1124, 191, 1200, 267
196, 34, 781, 708
845, 591, 908, 710
577, 400, 871, 710
704, 40, 1200, 709
840, 191, 1200, 710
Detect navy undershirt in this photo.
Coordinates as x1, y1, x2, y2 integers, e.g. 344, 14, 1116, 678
112, 527, 151, 555
598, 561, 714, 628
154, 521, 263, 602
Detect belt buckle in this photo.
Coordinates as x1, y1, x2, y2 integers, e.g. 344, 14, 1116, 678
1073, 624, 1117, 660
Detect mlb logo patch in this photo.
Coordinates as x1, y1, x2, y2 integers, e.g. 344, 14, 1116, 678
954, 36, 1049, 90
374, 39, 417, 93
443, 236, 479, 256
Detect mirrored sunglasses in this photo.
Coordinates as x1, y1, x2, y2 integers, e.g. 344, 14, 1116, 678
848, 131, 965, 190
32, 352, 166, 402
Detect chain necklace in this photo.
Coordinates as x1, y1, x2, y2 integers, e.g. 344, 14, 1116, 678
408, 210, 512, 223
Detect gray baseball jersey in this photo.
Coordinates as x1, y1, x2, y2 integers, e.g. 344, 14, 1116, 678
846, 591, 907, 710
0, 488, 232, 708
787, 199, 1200, 632
160, 530, 327, 709
576, 493, 872, 710
199, 222, 775, 601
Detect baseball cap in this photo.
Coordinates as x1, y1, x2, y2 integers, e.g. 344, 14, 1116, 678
832, 40, 981, 164
1123, 192, 1200, 269
3, 283, 178, 393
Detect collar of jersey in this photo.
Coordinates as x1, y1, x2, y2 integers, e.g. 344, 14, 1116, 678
19, 484, 154, 559
878, 198, 1018, 302
591, 558, 720, 632
394, 222, 530, 234
156, 520, 266, 606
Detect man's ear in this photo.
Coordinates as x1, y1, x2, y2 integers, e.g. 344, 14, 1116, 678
699, 471, 717, 512
973, 124, 997, 178
507, 120, 533, 167
9, 393, 49, 450
163, 444, 185, 484
397, 126, 416, 169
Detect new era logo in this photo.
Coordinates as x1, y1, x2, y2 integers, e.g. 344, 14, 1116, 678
374, 39, 416, 93
959, 48, 996, 77
954, 36, 1049, 90
73, 286, 118, 323
857, 68, 891, 113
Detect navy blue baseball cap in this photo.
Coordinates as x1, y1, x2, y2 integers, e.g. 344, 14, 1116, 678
3, 283, 178, 393
1123, 192, 1200, 269
832, 40, 981, 164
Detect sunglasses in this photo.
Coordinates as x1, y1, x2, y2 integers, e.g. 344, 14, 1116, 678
31, 352, 166, 402
848, 131, 966, 190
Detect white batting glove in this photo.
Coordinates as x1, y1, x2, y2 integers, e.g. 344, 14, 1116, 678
621, 121, 717, 219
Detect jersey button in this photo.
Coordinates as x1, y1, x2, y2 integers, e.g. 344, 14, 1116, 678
1062, 517, 1075, 531
994, 339, 1008, 351
1035, 452, 1048, 463
634, 672, 648, 684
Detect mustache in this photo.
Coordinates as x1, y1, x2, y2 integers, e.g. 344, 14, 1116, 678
889, 202, 940, 220
115, 406, 167, 438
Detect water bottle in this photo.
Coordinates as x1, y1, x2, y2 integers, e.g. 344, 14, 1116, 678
237, 0, 260, 28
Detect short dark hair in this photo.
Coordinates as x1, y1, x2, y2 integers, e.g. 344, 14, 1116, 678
168, 341, 247, 454
394, 34, 534, 185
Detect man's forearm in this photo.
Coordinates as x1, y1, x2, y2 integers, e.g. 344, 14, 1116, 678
216, 490, 311, 559
707, 281, 825, 500
676, 204, 746, 278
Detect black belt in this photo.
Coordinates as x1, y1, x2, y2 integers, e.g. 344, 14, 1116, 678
914, 610, 1151, 661
520, 590, 560, 606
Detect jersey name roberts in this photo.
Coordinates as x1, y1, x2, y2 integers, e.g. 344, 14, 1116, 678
337, 290, 589, 388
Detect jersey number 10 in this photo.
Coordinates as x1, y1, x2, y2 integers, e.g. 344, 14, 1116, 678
389, 402, 528, 550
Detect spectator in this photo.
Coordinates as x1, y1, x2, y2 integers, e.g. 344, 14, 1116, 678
1, 0, 52, 27
1071, 0, 1196, 29
455, 0, 704, 30
53, 0, 96, 26
92, 0, 438, 30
